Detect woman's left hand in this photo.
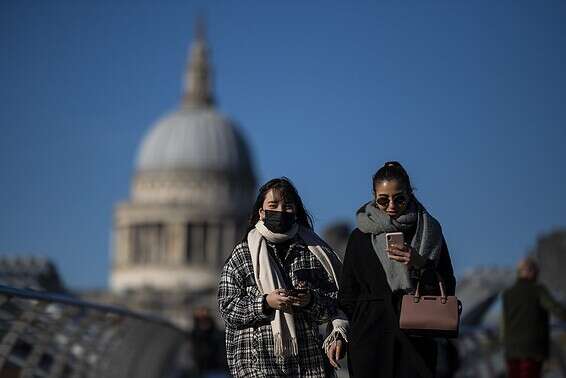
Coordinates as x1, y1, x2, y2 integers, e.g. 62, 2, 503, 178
387, 244, 416, 266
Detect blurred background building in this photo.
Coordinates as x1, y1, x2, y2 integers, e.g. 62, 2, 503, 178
0, 257, 67, 293
107, 23, 256, 329
533, 230, 566, 299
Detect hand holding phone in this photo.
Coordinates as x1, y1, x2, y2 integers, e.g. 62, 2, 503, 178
386, 232, 413, 265
385, 232, 405, 250
286, 280, 309, 297
286, 287, 309, 297
287, 281, 311, 307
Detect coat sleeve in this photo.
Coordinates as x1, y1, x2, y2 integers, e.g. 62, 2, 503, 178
337, 231, 360, 320
300, 248, 340, 325
301, 281, 339, 325
437, 238, 456, 296
217, 245, 274, 329
419, 237, 456, 296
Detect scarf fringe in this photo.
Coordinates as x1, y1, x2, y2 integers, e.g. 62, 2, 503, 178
322, 326, 349, 353
274, 333, 299, 358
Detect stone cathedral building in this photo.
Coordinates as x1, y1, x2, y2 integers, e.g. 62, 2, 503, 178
109, 24, 257, 328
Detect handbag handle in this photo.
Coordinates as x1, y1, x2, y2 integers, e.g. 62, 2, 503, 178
413, 272, 447, 303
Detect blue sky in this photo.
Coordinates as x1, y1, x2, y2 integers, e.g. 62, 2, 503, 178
1, 1, 565, 289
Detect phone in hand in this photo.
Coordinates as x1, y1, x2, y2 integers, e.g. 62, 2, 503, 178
385, 232, 405, 250
286, 281, 309, 297
286, 287, 309, 297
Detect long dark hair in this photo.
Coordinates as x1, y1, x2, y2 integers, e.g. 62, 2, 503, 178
245, 177, 314, 238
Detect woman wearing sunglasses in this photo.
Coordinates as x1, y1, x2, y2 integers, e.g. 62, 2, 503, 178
338, 161, 456, 378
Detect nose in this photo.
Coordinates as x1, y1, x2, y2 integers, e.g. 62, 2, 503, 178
387, 200, 397, 211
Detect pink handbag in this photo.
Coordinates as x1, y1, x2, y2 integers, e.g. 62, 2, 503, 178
399, 274, 462, 338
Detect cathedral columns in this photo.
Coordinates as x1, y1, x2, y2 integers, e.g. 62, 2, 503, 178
205, 224, 221, 268
222, 222, 237, 265
187, 223, 207, 264
168, 223, 186, 265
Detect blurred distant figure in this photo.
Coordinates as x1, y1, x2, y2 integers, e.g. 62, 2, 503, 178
322, 221, 351, 260
502, 258, 566, 378
190, 307, 225, 376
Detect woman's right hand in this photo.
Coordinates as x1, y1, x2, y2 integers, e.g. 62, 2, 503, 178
266, 289, 293, 312
327, 340, 345, 369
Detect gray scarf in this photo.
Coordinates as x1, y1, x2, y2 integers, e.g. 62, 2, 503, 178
356, 199, 443, 292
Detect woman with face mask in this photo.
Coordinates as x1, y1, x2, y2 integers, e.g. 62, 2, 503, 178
218, 177, 348, 378
338, 162, 456, 378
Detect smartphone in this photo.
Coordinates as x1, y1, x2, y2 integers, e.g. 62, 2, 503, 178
385, 232, 405, 250
286, 287, 309, 297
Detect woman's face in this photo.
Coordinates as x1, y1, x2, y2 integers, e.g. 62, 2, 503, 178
259, 189, 297, 220
374, 180, 410, 219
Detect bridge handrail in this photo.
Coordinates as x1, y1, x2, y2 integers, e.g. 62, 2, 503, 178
0, 283, 185, 333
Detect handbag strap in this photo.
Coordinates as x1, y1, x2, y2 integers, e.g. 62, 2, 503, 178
413, 271, 447, 303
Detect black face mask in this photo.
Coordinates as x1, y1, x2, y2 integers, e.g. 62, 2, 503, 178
263, 210, 296, 234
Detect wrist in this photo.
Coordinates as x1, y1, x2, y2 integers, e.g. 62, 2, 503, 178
262, 294, 274, 313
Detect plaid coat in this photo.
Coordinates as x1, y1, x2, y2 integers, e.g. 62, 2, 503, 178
218, 237, 340, 377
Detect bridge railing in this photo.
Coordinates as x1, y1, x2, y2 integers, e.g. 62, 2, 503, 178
0, 284, 187, 378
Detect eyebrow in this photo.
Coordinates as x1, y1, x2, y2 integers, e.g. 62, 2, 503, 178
377, 192, 405, 197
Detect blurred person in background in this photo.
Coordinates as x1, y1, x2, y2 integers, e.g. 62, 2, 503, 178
502, 257, 566, 378
217, 178, 348, 377
190, 306, 226, 376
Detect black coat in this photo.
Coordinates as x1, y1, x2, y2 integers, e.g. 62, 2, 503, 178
502, 279, 566, 359
338, 228, 456, 378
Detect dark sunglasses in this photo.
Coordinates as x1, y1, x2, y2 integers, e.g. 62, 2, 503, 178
375, 194, 408, 208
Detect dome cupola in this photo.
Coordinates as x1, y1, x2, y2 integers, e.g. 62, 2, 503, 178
132, 21, 256, 208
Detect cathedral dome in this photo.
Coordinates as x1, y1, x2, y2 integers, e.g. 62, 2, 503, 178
136, 108, 253, 175
129, 23, 256, 206
112, 21, 256, 307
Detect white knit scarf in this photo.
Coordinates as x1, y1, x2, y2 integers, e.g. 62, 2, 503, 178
248, 221, 348, 358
